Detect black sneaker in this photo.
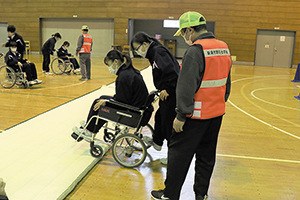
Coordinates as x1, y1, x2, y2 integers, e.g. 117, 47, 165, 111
151, 190, 170, 200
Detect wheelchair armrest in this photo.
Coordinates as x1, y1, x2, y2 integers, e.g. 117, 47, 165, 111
107, 99, 141, 112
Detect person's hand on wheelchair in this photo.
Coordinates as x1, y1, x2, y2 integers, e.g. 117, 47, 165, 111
17, 62, 22, 67
159, 90, 169, 101
93, 99, 106, 111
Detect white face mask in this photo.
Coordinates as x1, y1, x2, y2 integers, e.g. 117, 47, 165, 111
108, 62, 119, 75
183, 31, 193, 46
136, 44, 147, 58
11, 47, 17, 53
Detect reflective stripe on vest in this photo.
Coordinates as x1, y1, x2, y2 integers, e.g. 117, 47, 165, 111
79, 34, 92, 53
191, 39, 231, 119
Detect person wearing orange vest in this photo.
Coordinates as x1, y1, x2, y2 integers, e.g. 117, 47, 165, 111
76, 25, 93, 81
151, 11, 232, 200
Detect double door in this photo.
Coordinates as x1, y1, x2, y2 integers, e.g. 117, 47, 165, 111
255, 29, 296, 68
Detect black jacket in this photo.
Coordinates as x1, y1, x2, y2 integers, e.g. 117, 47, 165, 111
145, 42, 180, 95
114, 64, 148, 108
57, 46, 71, 58
41, 37, 57, 55
5, 33, 26, 54
5, 50, 27, 69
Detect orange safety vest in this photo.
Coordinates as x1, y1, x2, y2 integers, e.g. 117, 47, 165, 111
79, 34, 92, 53
190, 39, 231, 119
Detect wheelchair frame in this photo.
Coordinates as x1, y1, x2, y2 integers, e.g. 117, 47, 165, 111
72, 90, 159, 168
51, 56, 76, 75
0, 65, 30, 89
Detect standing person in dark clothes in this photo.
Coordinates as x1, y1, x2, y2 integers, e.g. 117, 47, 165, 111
57, 41, 80, 73
76, 25, 93, 81
72, 50, 148, 139
151, 11, 232, 200
41, 32, 61, 75
0, 178, 8, 200
1, 25, 26, 59
5, 41, 42, 86
131, 31, 180, 165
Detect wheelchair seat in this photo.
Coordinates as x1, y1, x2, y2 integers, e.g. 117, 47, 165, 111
96, 90, 159, 129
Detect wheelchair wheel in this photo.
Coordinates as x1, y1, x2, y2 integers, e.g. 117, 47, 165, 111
0, 66, 16, 88
129, 123, 154, 150
103, 131, 115, 143
51, 58, 66, 75
112, 133, 147, 168
64, 62, 73, 74
90, 144, 103, 158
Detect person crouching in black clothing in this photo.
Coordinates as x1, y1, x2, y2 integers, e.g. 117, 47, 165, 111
57, 41, 80, 73
5, 42, 42, 86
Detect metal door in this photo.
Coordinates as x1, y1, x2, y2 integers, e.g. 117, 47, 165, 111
255, 29, 296, 68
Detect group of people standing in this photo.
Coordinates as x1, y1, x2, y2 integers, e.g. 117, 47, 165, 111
2, 10, 232, 200
1, 24, 92, 85
41, 25, 92, 81
71, 11, 232, 200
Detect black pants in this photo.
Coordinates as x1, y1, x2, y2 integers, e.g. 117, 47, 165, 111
86, 95, 112, 133
62, 57, 80, 69
21, 63, 37, 81
153, 93, 176, 146
42, 50, 50, 72
164, 116, 223, 200
69, 58, 80, 69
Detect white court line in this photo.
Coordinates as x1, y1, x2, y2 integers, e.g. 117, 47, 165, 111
251, 87, 300, 111
35, 81, 86, 90
229, 75, 300, 140
217, 153, 300, 164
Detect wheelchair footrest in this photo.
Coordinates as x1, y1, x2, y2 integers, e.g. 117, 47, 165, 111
71, 132, 84, 142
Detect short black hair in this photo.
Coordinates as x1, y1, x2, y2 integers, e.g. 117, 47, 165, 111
9, 41, 17, 47
7, 25, 16, 33
63, 41, 70, 46
52, 32, 62, 39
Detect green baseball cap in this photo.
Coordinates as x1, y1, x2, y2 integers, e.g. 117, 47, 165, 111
174, 11, 206, 36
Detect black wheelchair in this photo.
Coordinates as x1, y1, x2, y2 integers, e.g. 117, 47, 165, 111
51, 54, 78, 75
72, 90, 159, 168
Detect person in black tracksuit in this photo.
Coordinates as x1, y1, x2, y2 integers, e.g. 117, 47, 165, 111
57, 41, 80, 71
1, 25, 26, 59
131, 31, 180, 164
41, 32, 61, 73
72, 50, 148, 138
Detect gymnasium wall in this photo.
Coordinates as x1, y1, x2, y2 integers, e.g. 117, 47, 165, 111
0, 0, 299, 64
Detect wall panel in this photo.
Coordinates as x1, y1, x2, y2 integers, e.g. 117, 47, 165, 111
0, 0, 299, 64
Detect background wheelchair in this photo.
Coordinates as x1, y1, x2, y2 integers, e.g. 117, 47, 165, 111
72, 90, 159, 168
0, 54, 30, 89
51, 53, 76, 75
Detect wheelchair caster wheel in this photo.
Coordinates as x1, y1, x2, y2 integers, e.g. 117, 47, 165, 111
71, 132, 83, 142
90, 145, 103, 158
103, 131, 115, 143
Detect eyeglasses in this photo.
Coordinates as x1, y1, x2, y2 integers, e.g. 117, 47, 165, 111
135, 43, 143, 52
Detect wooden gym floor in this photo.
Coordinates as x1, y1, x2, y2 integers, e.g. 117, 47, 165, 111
0, 54, 300, 200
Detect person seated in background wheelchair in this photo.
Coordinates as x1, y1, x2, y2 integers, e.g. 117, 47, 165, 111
57, 41, 80, 73
72, 49, 149, 139
4, 41, 42, 86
